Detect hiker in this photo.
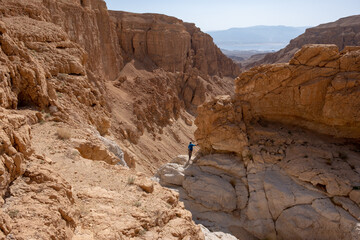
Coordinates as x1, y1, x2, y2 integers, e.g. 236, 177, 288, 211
188, 142, 197, 161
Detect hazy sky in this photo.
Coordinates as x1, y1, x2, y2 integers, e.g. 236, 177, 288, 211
104, 0, 360, 31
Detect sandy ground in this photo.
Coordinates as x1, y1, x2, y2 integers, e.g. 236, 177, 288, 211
30, 121, 202, 239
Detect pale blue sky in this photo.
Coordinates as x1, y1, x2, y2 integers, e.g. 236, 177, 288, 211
104, 0, 360, 31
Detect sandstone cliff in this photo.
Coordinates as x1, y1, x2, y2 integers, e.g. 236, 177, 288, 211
249, 15, 360, 67
157, 44, 360, 239
110, 11, 239, 77
236, 44, 360, 138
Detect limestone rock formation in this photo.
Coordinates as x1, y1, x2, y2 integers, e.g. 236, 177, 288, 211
0, 109, 76, 239
43, 0, 124, 81
109, 10, 240, 119
156, 44, 360, 240
235, 44, 360, 138
195, 95, 248, 154
250, 15, 360, 67
158, 132, 360, 239
0, 0, 224, 238
0, 0, 110, 133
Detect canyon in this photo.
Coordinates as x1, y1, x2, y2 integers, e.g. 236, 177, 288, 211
0, 0, 359, 239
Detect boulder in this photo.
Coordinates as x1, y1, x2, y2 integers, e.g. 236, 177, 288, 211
155, 163, 185, 186
195, 95, 248, 155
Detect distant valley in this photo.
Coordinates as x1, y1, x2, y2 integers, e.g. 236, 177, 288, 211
207, 25, 309, 51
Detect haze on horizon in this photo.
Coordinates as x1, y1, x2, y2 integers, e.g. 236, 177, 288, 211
104, 0, 360, 31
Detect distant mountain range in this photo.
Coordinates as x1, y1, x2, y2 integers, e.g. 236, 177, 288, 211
207, 26, 309, 51
248, 15, 360, 67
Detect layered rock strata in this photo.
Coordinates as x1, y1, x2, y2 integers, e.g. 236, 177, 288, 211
110, 11, 239, 77
0, 0, 111, 134
235, 44, 360, 138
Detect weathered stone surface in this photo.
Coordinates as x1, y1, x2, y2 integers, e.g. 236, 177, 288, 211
135, 177, 154, 193
264, 168, 323, 219
155, 163, 185, 186
110, 11, 239, 78
276, 204, 357, 240
75, 140, 121, 165
200, 224, 238, 240
196, 154, 246, 178
0, 1, 110, 130
183, 167, 237, 212
0, 110, 31, 196
171, 155, 189, 165
158, 143, 360, 239
180, 64, 360, 238
195, 95, 248, 154
235, 44, 360, 138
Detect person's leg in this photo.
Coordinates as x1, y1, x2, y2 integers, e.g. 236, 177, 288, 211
184, 150, 192, 167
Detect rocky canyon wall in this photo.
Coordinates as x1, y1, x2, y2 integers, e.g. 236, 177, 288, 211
157, 44, 360, 240
43, 0, 123, 82
235, 44, 360, 139
110, 11, 239, 77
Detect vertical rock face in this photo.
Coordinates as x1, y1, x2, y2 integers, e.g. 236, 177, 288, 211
43, 0, 124, 81
0, 0, 113, 134
110, 11, 239, 77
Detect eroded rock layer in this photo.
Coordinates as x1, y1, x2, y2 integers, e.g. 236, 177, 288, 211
235, 44, 360, 138
159, 97, 360, 239
110, 11, 239, 77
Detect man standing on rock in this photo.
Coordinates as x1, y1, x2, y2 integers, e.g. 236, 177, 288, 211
187, 142, 197, 162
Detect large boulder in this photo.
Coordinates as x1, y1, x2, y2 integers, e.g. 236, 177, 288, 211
235, 44, 360, 138
195, 95, 248, 155
155, 163, 185, 186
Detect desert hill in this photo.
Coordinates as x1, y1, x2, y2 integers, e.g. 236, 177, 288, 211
248, 15, 360, 68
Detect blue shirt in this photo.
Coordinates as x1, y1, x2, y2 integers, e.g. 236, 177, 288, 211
188, 143, 196, 151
